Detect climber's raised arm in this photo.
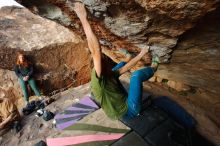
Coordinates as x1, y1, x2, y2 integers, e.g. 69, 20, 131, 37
119, 47, 149, 75
73, 2, 102, 77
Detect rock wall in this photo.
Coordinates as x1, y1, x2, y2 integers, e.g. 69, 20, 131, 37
0, 6, 91, 103
154, 8, 220, 140
0, 69, 21, 101
0, 6, 80, 51
2, 0, 220, 144
15, 0, 220, 63
156, 8, 220, 95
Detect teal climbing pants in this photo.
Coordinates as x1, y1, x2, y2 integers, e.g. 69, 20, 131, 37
18, 78, 41, 102
112, 62, 154, 119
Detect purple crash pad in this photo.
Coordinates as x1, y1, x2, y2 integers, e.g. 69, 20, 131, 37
55, 96, 99, 130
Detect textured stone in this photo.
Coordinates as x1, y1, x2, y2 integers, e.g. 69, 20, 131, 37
167, 80, 176, 89
175, 82, 191, 92
0, 69, 21, 102
15, 0, 220, 63
156, 76, 163, 83
0, 84, 91, 146
156, 8, 220, 95
152, 8, 220, 145
136, 0, 220, 20
0, 7, 80, 51
148, 76, 156, 82
166, 80, 190, 92
0, 7, 91, 100
1, 0, 220, 145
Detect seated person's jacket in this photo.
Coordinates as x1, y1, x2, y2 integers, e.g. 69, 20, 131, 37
14, 64, 33, 79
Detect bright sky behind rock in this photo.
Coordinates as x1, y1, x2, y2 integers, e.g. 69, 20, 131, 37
0, 0, 23, 8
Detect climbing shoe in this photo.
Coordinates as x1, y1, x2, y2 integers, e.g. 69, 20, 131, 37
151, 55, 160, 70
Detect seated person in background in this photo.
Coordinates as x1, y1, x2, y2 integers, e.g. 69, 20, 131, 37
14, 52, 42, 106
0, 97, 21, 134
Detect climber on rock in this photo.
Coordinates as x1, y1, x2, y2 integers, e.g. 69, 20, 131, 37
0, 96, 21, 135
14, 52, 43, 106
72, 2, 159, 120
